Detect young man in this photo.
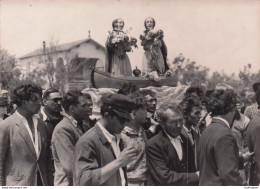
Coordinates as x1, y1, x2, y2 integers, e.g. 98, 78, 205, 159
121, 94, 148, 185
146, 102, 199, 186
0, 84, 49, 186
199, 89, 252, 186
246, 90, 260, 185
244, 81, 260, 119
73, 93, 138, 186
180, 96, 201, 170
51, 90, 92, 186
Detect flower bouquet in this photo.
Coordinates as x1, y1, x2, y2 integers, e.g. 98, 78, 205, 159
107, 31, 137, 58
140, 29, 164, 72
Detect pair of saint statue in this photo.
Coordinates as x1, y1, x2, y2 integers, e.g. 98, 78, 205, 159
105, 17, 169, 77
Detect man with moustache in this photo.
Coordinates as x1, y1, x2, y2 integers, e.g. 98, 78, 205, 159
140, 89, 160, 139
0, 84, 49, 186
145, 101, 199, 186
73, 93, 138, 186
51, 90, 92, 186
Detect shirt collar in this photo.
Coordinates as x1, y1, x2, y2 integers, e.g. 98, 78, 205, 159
164, 130, 183, 143
122, 126, 142, 137
97, 121, 121, 143
15, 110, 40, 120
213, 116, 230, 129
61, 112, 78, 128
183, 125, 191, 133
41, 107, 48, 121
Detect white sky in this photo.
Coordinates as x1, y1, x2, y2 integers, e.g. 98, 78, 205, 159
1, 0, 260, 75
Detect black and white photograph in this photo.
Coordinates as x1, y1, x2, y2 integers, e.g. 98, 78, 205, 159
0, 0, 260, 186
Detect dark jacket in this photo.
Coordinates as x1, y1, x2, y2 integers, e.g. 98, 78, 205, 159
181, 126, 200, 170
73, 124, 127, 186
246, 112, 260, 185
0, 112, 49, 186
198, 118, 243, 186
145, 129, 198, 186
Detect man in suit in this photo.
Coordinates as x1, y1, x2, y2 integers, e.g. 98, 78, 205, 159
0, 84, 49, 186
73, 93, 138, 186
145, 101, 199, 186
246, 90, 260, 185
198, 89, 253, 186
51, 90, 92, 186
180, 96, 201, 170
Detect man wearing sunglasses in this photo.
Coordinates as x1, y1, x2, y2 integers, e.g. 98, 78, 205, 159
0, 84, 49, 186
74, 93, 138, 186
40, 88, 63, 185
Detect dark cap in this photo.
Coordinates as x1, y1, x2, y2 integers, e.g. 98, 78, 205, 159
253, 81, 260, 92
101, 93, 136, 120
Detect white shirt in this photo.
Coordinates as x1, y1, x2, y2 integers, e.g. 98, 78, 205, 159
16, 111, 40, 159
97, 122, 126, 186
165, 132, 183, 160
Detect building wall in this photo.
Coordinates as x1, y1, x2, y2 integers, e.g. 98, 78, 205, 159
18, 41, 105, 76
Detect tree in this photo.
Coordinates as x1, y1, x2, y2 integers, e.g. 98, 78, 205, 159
0, 48, 22, 90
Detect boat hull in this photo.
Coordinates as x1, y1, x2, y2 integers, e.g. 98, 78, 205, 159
91, 68, 178, 89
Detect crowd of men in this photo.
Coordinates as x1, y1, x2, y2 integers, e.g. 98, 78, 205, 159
0, 80, 260, 186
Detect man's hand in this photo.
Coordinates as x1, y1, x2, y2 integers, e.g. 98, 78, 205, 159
117, 143, 137, 167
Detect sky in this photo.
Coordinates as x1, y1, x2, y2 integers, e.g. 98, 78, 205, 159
1, 0, 260, 76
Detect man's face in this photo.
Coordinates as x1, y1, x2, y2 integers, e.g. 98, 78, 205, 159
73, 96, 93, 121
107, 112, 130, 135
187, 106, 201, 127
44, 92, 62, 113
162, 108, 183, 138
24, 93, 42, 115
0, 106, 7, 118
134, 108, 147, 125
144, 95, 157, 113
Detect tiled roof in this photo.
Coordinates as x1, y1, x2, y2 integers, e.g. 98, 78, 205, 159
20, 38, 105, 60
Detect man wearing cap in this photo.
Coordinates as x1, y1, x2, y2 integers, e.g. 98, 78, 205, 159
73, 93, 138, 186
244, 81, 260, 120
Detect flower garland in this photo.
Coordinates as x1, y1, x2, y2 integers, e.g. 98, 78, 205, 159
107, 30, 137, 59
140, 29, 164, 72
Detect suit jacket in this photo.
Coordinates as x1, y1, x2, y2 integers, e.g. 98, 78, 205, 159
73, 124, 127, 186
246, 112, 260, 185
181, 126, 200, 170
51, 117, 84, 186
198, 118, 243, 186
145, 129, 198, 186
0, 112, 48, 186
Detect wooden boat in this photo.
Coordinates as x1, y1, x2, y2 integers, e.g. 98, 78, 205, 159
90, 67, 178, 89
